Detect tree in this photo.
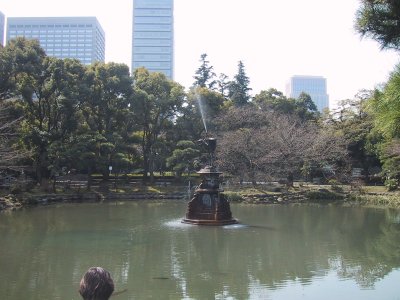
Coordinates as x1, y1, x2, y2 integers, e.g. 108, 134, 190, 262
218, 127, 271, 185
217, 73, 230, 98
0, 100, 27, 165
0, 37, 46, 100
217, 107, 347, 186
193, 53, 217, 89
379, 139, 400, 188
368, 65, 400, 139
81, 62, 133, 178
355, 0, 400, 50
254, 89, 318, 120
228, 61, 252, 106
295, 92, 319, 120
366, 65, 400, 185
166, 140, 200, 177
1, 39, 99, 185
254, 88, 296, 114
132, 67, 185, 182
324, 93, 379, 182
266, 114, 347, 185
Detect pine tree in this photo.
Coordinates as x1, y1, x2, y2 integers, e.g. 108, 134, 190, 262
229, 61, 252, 106
193, 53, 217, 89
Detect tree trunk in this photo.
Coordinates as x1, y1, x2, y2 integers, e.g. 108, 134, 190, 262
142, 155, 149, 183
286, 171, 294, 188
86, 166, 92, 191
36, 150, 47, 185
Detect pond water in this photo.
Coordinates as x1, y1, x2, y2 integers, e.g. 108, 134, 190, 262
0, 201, 400, 300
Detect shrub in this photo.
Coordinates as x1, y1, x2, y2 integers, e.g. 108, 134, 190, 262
223, 192, 243, 202
384, 178, 398, 191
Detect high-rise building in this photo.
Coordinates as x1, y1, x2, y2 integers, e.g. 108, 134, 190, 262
6, 17, 105, 65
0, 11, 5, 46
286, 75, 329, 112
132, 0, 174, 79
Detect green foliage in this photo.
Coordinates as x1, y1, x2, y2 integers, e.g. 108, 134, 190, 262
324, 94, 380, 180
177, 86, 226, 137
228, 61, 251, 106
295, 92, 319, 120
254, 89, 318, 121
356, 0, 400, 50
254, 88, 295, 114
132, 67, 186, 180
368, 65, 400, 139
222, 191, 243, 202
305, 189, 344, 201
384, 178, 398, 191
193, 53, 217, 89
364, 66, 400, 182
0, 37, 46, 99
379, 139, 400, 182
166, 140, 200, 176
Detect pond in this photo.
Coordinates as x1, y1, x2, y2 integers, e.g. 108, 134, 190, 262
0, 201, 400, 299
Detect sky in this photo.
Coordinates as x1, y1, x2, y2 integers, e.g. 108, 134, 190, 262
1, 0, 399, 109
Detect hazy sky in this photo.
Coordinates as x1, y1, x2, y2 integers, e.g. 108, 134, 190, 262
1, 0, 399, 108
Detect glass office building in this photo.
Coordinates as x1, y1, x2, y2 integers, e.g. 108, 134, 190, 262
0, 11, 5, 46
6, 17, 105, 65
132, 0, 174, 79
286, 75, 329, 112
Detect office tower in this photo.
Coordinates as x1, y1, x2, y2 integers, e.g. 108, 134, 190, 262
286, 75, 329, 112
6, 17, 105, 65
0, 11, 5, 46
132, 0, 174, 79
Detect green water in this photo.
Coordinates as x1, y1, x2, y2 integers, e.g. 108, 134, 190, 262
0, 201, 400, 300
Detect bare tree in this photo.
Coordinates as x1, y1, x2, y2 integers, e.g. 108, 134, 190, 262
0, 99, 28, 165
216, 107, 348, 185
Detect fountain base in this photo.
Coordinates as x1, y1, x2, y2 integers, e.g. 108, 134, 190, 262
182, 218, 238, 226
182, 189, 238, 226
182, 164, 238, 226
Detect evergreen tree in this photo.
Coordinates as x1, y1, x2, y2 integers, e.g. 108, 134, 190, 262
228, 61, 252, 106
193, 53, 216, 89
356, 0, 400, 50
217, 73, 229, 98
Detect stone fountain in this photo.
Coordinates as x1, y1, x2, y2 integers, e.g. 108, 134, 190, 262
182, 137, 238, 225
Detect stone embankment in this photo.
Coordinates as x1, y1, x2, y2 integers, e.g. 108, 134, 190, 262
0, 192, 186, 212
228, 188, 345, 204
0, 195, 22, 211
239, 192, 310, 204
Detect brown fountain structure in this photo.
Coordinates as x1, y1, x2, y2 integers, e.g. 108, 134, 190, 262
182, 137, 238, 226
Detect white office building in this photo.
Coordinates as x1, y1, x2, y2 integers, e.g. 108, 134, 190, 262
132, 0, 174, 79
286, 75, 329, 112
6, 17, 105, 65
0, 11, 5, 46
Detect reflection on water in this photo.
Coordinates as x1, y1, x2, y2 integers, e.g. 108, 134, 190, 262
0, 202, 400, 299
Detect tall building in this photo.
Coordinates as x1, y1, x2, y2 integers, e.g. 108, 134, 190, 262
132, 0, 174, 79
0, 11, 5, 46
286, 75, 329, 112
6, 17, 105, 65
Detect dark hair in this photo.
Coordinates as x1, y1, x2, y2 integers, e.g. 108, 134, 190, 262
79, 267, 114, 300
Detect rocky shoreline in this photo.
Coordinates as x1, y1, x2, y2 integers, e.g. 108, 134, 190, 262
0, 191, 187, 212
1, 187, 398, 212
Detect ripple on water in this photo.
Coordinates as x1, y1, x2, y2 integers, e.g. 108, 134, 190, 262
164, 219, 248, 229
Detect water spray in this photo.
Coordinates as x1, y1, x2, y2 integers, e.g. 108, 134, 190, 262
195, 91, 208, 134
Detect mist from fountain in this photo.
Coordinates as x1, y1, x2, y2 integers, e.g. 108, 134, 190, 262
195, 91, 208, 134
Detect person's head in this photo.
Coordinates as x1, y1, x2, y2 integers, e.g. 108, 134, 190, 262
79, 267, 114, 300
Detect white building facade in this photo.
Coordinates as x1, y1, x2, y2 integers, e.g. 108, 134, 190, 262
0, 11, 5, 46
132, 0, 174, 79
6, 17, 105, 65
286, 75, 329, 112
